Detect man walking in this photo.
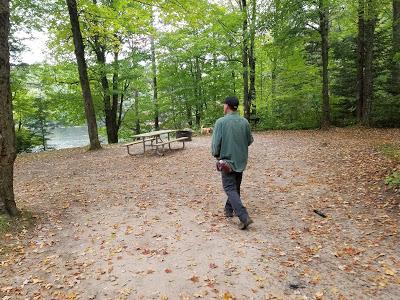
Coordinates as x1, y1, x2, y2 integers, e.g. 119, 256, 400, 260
211, 96, 254, 230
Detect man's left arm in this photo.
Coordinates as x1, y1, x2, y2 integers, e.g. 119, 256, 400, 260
211, 121, 222, 158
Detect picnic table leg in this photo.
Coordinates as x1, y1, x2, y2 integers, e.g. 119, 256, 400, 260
142, 137, 146, 154
168, 133, 172, 150
156, 144, 164, 156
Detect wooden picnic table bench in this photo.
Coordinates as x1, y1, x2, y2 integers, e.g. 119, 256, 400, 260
153, 137, 188, 156
123, 129, 189, 156
123, 138, 156, 155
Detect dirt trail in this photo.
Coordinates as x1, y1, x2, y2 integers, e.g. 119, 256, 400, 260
1, 128, 399, 300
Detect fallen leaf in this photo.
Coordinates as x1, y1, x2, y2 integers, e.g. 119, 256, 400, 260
315, 291, 324, 300
384, 267, 396, 276
66, 292, 77, 300
223, 291, 234, 300
209, 263, 218, 269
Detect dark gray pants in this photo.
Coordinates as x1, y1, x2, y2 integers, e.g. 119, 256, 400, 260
222, 171, 249, 222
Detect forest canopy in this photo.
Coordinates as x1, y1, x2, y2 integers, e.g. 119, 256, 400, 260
9, 0, 400, 149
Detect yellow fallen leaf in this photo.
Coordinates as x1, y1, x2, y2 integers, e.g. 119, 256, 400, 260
66, 292, 77, 300
223, 291, 234, 300
119, 288, 132, 296
384, 267, 396, 276
315, 291, 324, 300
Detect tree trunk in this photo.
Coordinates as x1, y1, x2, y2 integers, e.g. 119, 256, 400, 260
363, 5, 376, 125
241, 0, 250, 119
91, 0, 119, 143
150, 35, 159, 130
392, 0, 400, 94
0, 0, 18, 216
134, 90, 140, 135
356, 0, 377, 125
249, 0, 257, 116
260, 59, 263, 104
186, 104, 192, 127
195, 56, 203, 126
212, 54, 218, 106
109, 51, 119, 143
271, 56, 277, 104
232, 70, 236, 95
117, 80, 129, 129
319, 0, 330, 129
66, 0, 101, 150
356, 0, 365, 122
91, 40, 112, 144
41, 119, 46, 151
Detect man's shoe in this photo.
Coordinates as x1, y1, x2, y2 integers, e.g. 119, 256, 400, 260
225, 210, 234, 218
239, 217, 253, 230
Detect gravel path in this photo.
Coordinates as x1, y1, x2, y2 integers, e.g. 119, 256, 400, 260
1, 128, 399, 299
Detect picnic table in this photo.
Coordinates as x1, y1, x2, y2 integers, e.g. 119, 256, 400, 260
123, 129, 188, 156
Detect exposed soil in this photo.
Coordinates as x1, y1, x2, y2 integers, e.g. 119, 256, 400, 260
1, 128, 399, 300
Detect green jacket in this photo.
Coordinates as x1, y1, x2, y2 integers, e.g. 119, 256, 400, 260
211, 112, 254, 172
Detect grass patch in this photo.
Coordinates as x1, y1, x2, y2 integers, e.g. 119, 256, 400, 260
377, 143, 400, 162
385, 171, 400, 189
0, 210, 37, 234
377, 143, 400, 190
0, 211, 37, 258
0, 215, 11, 232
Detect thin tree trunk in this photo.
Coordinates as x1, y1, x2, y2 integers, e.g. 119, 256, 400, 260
363, 4, 376, 125
150, 34, 159, 130
241, 0, 250, 119
92, 44, 116, 144
186, 104, 192, 127
212, 54, 218, 106
260, 59, 263, 104
66, 0, 101, 150
41, 119, 46, 151
271, 56, 277, 102
117, 81, 129, 129
320, 0, 330, 129
109, 51, 119, 143
356, 0, 365, 122
232, 70, 236, 95
249, 0, 257, 116
195, 56, 203, 126
0, 0, 18, 216
91, 0, 118, 143
392, 0, 400, 94
134, 90, 140, 135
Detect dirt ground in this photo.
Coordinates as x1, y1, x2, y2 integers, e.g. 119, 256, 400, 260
1, 128, 399, 300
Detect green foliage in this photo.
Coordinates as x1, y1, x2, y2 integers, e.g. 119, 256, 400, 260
378, 143, 400, 189
0, 210, 36, 234
385, 171, 400, 188
10, 0, 400, 145
0, 215, 10, 233
26, 97, 54, 151
378, 143, 400, 161
15, 127, 42, 153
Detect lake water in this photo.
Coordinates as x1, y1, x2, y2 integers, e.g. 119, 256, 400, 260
47, 126, 91, 150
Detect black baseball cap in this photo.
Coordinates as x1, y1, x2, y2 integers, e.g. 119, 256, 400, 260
224, 96, 239, 109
